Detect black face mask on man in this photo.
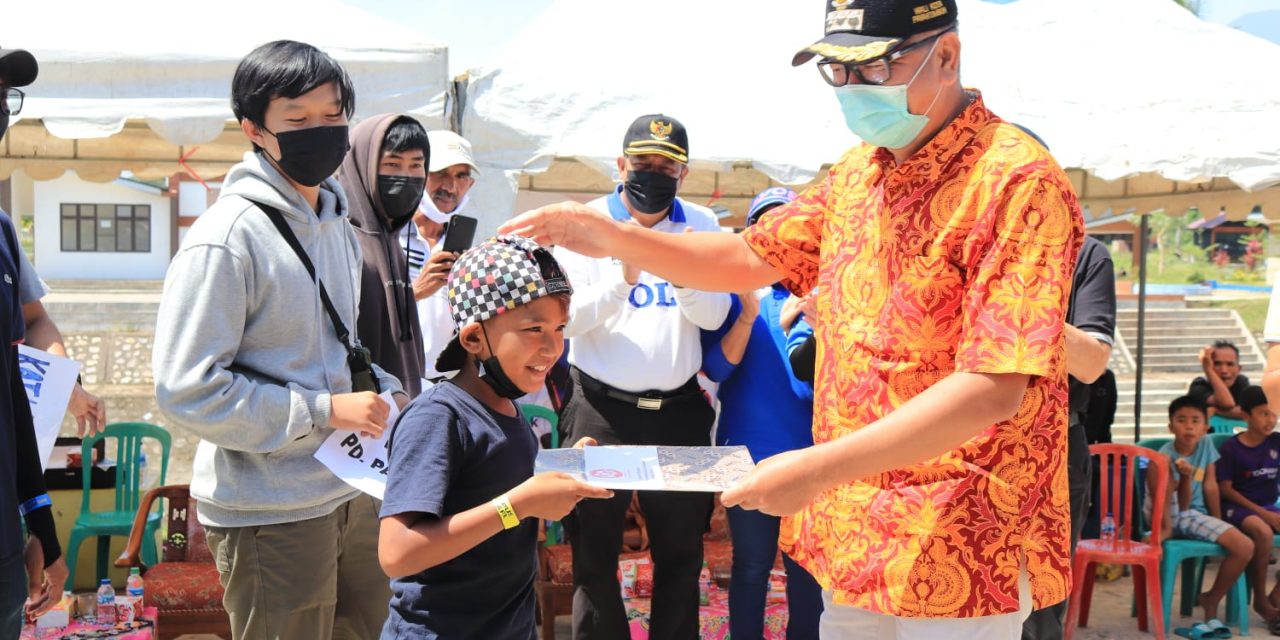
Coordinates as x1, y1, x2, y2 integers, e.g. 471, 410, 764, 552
377, 175, 426, 230
260, 124, 350, 187
623, 170, 680, 215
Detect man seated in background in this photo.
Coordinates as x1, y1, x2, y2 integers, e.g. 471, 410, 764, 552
1190, 341, 1250, 420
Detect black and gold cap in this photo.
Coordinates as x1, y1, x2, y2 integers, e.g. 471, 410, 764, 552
792, 0, 957, 66
622, 114, 689, 164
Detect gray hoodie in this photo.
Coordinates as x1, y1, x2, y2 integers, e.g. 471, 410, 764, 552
153, 151, 401, 528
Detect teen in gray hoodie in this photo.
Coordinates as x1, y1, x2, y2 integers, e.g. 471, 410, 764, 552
152, 40, 405, 639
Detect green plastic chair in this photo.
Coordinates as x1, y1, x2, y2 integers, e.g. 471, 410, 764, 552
520, 404, 562, 545
521, 404, 561, 449
65, 422, 170, 587
1209, 415, 1246, 435
1135, 436, 1249, 634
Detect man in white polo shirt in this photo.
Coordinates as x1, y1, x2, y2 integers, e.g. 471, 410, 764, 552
556, 114, 730, 640
399, 129, 479, 384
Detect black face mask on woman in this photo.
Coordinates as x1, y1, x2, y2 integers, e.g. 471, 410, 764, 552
261, 124, 350, 187
377, 175, 426, 230
623, 170, 680, 215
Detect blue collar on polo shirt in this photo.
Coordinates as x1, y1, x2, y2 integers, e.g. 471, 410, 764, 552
607, 185, 686, 224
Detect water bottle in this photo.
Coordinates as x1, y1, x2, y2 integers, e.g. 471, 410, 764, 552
1101, 513, 1117, 541
137, 452, 149, 490
126, 567, 144, 599
96, 579, 117, 625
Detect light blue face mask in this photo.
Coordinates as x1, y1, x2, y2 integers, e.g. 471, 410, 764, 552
833, 39, 943, 149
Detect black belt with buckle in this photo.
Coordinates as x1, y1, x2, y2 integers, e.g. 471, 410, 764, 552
574, 367, 701, 411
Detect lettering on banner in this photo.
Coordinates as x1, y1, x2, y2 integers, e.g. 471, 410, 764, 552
18, 351, 51, 405
338, 433, 390, 475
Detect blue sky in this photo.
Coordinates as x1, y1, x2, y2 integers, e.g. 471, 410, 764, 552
360, 0, 1279, 74
1201, 0, 1279, 23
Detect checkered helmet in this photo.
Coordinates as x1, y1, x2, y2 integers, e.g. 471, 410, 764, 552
435, 235, 573, 372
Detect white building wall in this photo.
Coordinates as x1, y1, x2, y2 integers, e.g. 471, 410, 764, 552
176, 180, 220, 246
31, 171, 172, 279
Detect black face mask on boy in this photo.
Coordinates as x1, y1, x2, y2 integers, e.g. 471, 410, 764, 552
261, 124, 351, 187
478, 324, 527, 400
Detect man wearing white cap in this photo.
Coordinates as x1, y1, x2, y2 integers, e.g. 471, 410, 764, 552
399, 130, 480, 383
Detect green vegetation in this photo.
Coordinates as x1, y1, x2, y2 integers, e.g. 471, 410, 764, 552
1111, 250, 1268, 286
19, 217, 33, 259
1202, 298, 1270, 335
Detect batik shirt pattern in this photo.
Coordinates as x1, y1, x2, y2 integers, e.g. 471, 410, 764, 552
741, 93, 1084, 618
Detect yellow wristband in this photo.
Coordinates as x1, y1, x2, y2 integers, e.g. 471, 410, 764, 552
492, 495, 520, 530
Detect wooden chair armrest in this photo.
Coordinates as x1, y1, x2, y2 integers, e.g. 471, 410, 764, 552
537, 542, 554, 578
115, 484, 191, 569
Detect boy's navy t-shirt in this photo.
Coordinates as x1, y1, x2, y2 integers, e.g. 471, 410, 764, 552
1217, 432, 1280, 509
380, 381, 538, 640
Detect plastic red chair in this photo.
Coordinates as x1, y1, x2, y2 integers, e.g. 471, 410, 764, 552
1066, 443, 1169, 640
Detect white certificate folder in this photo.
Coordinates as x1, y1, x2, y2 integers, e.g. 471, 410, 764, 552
535, 445, 755, 492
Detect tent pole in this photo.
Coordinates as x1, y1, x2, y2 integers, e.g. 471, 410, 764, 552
1134, 213, 1149, 442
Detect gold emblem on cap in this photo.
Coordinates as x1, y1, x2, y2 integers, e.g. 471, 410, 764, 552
831, 0, 853, 9
649, 120, 673, 140
807, 38, 895, 63
826, 7, 864, 34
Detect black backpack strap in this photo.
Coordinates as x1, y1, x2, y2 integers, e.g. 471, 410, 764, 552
257, 204, 356, 352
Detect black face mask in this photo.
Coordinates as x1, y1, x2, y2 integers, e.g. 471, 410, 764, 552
261, 124, 350, 187
478, 325, 526, 399
623, 170, 680, 215
377, 175, 425, 230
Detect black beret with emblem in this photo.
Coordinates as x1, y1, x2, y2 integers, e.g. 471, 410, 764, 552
622, 114, 689, 164
792, 0, 958, 67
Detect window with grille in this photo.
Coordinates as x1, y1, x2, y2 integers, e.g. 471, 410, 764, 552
60, 204, 151, 253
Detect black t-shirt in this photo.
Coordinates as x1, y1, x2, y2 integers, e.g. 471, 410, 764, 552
1, 211, 40, 562
1067, 235, 1117, 420
1189, 374, 1252, 409
380, 382, 538, 640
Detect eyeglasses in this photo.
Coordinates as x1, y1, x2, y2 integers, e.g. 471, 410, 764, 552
817, 26, 955, 87
0, 88, 24, 116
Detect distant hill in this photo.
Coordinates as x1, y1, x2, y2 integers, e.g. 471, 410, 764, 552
1232, 10, 1280, 44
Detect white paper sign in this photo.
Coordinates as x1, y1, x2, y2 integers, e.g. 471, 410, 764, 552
584, 446, 666, 490
18, 345, 81, 471
538, 445, 756, 492
313, 391, 402, 500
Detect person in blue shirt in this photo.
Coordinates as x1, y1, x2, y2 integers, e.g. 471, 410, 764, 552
1157, 395, 1252, 631
0, 46, 69, 637
700, 187, 822, 640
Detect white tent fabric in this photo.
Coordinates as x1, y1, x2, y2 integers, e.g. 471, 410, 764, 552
8, 0, 451, 145
463, 0, 1280, 193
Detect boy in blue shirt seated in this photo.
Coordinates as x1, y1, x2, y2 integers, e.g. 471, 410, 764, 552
378, 236, 612, 639
1158, 395, 1254, 628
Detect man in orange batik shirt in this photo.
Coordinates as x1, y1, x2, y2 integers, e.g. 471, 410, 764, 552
498, 0, 1084, 637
